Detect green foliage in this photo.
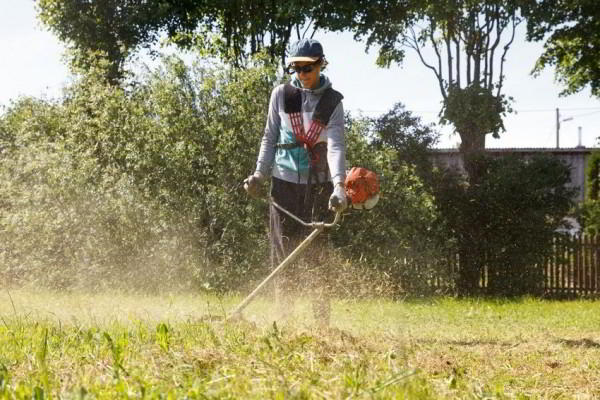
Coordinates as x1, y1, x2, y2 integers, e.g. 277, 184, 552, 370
103, 331, 129, 379
577, 151, 600, 234
36, 0, 324, 80
317, 1, 523, 154
3, 291, 600, 398
442, 84, 513, 140
0, 55, 277, 291
524, 0, 600, 97
155, 323, 170, 352
167, 1, 319, 68
585, 150, 600, 201
37, 0, 171, 84
372, 103, 438, 178
434, 154, 575, 296
336, 106, 454, 295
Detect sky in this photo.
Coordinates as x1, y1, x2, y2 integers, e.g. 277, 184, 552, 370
2, 0, 600, 149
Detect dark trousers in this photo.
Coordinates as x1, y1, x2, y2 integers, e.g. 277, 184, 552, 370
269, 177, 334, 323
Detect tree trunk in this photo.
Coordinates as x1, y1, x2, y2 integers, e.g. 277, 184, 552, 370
459, 130, 485, 183
457, 129, 486, 294
457, 246, 483, 295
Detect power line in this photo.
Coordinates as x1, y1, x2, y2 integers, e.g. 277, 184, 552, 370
517, 107, 600, 113
569, 110, 600, 119
348, 107, 600, 115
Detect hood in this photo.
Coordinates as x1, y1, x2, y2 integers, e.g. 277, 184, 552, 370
291, 74, 332, 95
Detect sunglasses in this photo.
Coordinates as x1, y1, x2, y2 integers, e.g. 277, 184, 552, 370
287, 62, 319, 74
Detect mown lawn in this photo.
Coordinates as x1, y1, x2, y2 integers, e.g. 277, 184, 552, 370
1, 290, 599, 399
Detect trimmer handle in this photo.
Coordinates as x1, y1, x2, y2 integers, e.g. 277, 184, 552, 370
270, 200, 341, 229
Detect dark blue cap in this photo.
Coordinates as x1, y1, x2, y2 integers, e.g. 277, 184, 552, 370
288, 39, 324, 63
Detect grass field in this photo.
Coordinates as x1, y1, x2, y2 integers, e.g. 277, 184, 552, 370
1, 289, 599, 399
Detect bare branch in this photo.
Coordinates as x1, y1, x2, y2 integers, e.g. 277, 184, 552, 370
281, 23, 293, 68
465, 9, 476, 85
446, 33, 453, 87
407, 26, 447, 100
487, 6, 504, 88
466, 55, 471, 85
302, 18, 314, 39
483, 7, 492, 89
497, 14, 520, 97
454, 38, 461, 88
427, 19, 446, 93
473, 8, 485, 86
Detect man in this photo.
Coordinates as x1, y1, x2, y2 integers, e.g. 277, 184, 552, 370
244, 38, 347, 326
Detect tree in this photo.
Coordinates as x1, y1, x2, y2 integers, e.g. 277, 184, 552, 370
339, 106, 453, 296
36, 0, 174, 84
166, 1, 320, 68
0, 54, 280, 290
318, 1, 525, 293
371, 103, 438, 184
330, 1, 521, 176
433, 154, 574, 295
523, 0, 600, 97
578, 151, 600, 235
36, 0, 321, 82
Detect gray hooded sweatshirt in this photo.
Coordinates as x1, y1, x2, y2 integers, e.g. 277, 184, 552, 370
255, 75, 346, 186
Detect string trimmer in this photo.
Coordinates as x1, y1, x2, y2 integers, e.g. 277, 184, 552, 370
228, 166, 380, 321
226, 200, 341, 321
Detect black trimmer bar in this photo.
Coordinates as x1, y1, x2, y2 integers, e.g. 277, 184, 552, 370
226, 200, 341, 321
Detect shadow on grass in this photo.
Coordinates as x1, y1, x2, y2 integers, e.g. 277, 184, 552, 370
557, 338, 600, 348
416, 338, 519, 347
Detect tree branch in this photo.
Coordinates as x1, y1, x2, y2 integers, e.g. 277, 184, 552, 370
427, 20, 446, 95
497, 14, 519, 97
446, 32, 453, 87
302, 18, 314, 39
483, 8, 492, 89
407, 26, 447, 100
454, 37, 461, 88
488, 6, 504, 88
465, 9, 476, 85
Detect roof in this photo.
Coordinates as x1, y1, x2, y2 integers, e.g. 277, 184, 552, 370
431, 147, 598, 154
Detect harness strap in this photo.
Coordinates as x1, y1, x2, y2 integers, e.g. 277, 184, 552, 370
313, 88, 344, 126
281, 83, 343, 211
274, 142, 303, 150
282, 83, 343, 149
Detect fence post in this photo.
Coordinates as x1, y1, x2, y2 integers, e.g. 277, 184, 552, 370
590, 235, 598, 294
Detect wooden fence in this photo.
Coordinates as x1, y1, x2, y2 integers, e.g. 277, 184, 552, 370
420, 234, 600, 297
544, 234, 600, 296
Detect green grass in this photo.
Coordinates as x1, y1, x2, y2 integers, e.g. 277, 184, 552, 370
1, 290, 600, 399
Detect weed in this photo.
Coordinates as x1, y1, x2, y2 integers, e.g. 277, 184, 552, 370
0, 291, 600, 398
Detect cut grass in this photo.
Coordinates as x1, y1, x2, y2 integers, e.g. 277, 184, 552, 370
1, 290, 600, 398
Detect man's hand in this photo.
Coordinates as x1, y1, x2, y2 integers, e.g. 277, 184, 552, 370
329, 183, 347, 212
243, 171, 265, 198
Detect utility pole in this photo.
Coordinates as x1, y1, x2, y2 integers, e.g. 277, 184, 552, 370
556, 107, 573, 148
556, 108, 559, 148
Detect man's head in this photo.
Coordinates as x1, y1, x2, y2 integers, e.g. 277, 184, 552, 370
288, 39, 326, 90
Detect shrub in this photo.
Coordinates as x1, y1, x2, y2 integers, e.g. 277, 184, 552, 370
333, 107, 454, 296
2, 54, 572, 298
0, 55, 277, 291
433, 154, 575, 296
579, 150, 600, 235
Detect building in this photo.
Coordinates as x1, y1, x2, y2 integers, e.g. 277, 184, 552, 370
430, 147, 598, 203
